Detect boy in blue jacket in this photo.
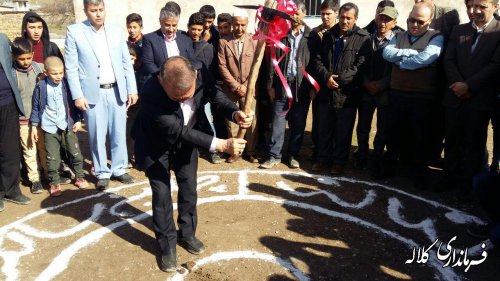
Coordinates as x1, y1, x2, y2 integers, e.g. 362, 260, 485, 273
30, 56, 88, 196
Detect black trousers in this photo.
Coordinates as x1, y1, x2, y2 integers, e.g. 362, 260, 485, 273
444, 106, 491, 191
385, 94, 434, 177
356, 94, 387, 162
146, 144, 198, 255
316, 101, 357, 165
0, 102, 22, 200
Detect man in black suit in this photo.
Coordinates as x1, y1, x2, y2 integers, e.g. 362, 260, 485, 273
142, 6, 197, 75
133, 56, 253, 272
442, 0, 500, 200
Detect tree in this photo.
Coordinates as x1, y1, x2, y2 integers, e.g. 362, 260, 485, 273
36, 0, 75, 27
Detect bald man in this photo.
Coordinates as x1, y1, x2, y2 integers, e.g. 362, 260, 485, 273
382, 2, 444, 189
133, 56, 253, 271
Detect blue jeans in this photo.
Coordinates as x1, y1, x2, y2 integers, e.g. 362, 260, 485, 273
268, 83, 310, 159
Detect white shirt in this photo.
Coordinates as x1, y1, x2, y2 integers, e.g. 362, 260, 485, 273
471, 17, 494, 52
92, 26, 116, 84
179, 97, 217, 152
163, 33, 180, 58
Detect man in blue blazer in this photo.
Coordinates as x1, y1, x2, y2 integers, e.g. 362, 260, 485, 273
0, 33, 31, 211
65, 0, 138, 190
142, 6, 197, 76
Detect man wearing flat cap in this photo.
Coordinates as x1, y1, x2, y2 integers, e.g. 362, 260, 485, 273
356, 6, 399, 177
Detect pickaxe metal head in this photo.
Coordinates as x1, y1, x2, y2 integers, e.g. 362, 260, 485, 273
234, 5, 296, 23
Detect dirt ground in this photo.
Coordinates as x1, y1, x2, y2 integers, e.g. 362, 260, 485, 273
0, 110, 498, 281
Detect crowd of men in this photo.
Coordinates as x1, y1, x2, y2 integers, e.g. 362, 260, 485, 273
0, 0, 499, 272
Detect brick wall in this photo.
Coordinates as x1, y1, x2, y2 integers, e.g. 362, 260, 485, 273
0, 12, 25, 40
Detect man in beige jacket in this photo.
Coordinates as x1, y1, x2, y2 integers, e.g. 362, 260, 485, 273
218, 9, 259, 163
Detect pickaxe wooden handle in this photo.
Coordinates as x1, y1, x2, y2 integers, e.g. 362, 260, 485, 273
236, 0, 276, 140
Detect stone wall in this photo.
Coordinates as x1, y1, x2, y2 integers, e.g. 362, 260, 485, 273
0, 12, 25, 40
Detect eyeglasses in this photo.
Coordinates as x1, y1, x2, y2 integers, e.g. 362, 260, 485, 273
407, 17, 428, 26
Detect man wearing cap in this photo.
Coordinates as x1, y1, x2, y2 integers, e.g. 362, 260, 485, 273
381, 1, 444, 189
355, 6, 398, 176
218, 9, 259, 163
363, 0, 404, 35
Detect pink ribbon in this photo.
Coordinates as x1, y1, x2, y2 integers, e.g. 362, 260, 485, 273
301, 66, 320, 93
253, 0, 320, 114
253, 0, 296, 113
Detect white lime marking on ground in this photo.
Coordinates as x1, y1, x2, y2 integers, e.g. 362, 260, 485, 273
168, 251, 311, 281
15, 203, 105, 238
388, 197, 438, 241
275, 181, 376, 209
0, 171, 484, 281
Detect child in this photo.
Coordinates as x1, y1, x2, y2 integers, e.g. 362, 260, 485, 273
126, 13, 144, 47
217, 13, 232, 38
199, 5, 218, 44
126, 42, 146, 165
30, 56, 88, 196
11, 37, 47, 194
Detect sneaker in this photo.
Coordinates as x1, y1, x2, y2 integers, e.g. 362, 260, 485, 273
259, 158, 280, 169
59, 176, 71, 185
467, 224, 492, 240
4, 194, 31, 205
0, 200, 4, 212
75, 178, 89, 189
210, 152, 223, 164
288, 156, 300, 169
49, 183, 62, 197
31, 181, 44, 194
111, 173, 134, 184
60, 168, 75, 180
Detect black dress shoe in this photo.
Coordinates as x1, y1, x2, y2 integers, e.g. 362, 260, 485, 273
159, 249, 177, 272
178, 236, 205, 255
96, 179, 109, 191
111, 173, 134, 184
4, 194, 31, 205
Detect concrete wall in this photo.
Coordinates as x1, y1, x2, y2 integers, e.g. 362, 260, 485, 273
72, 0, 468, 35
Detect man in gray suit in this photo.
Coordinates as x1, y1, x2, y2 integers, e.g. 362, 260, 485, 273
0, 33, 31, 211
65, 0, 138, 190
442, 0, 500, 201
